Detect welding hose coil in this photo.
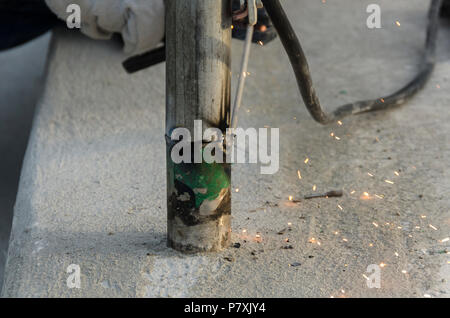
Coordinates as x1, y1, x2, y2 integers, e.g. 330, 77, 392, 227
261, 0, 443, 125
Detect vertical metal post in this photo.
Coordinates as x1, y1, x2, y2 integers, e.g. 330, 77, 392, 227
165, 0, 232, 253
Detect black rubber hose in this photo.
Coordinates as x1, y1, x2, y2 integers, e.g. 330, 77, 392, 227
261, 0, 443, 124
123, 46, 166, 73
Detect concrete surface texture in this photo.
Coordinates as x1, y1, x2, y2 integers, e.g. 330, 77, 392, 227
0, 34, 51, 288
2, 0, 449, 297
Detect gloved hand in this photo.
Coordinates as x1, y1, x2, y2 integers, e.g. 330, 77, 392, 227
45, 0, 165, 56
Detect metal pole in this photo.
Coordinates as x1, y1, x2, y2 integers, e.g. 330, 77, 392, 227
165, 0, 232, 253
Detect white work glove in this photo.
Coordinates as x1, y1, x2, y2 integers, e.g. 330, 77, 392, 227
45, 0, 165, 56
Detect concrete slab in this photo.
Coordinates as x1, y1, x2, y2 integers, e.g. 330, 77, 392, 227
2, 0, 449, 297
0, 34, 51, 289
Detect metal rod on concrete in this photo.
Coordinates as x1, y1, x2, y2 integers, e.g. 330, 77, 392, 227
231, 25, 254, 130
165, 0, 232, 253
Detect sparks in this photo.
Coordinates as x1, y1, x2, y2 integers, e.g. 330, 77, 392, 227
312, 185, 317, 191
337, 204, 343, 211
337, 121, 343, 126
429, 224, 438, 231
394, 171, 400, 176
304, 158, 309, 164
402, 270, 407, 274
395, 21, 401, 26
372, 222, 379, 228
367, 173, 374, 177
440, 237, 449, 243
308, 237, 321, 246
395, 252, 399, 257
385, 180, 395, 185
235, 188, 240, 193
288, 196, 293, 201
374, 194, 384, 199
297, 170, 302, 180
379, 263, 386, 268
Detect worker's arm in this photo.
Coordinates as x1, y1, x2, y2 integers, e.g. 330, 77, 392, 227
0, 0, 59, 51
